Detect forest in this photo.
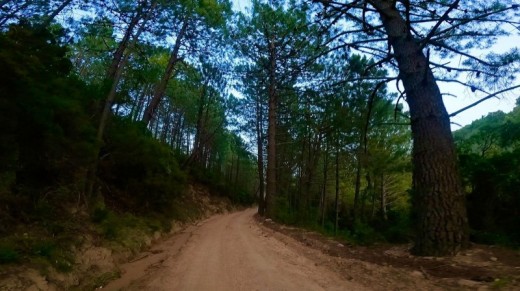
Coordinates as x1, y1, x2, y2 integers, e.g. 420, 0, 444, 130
0, 0, 519, 272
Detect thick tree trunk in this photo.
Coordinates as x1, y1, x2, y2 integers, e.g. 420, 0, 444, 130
265, 38, 277, 218
142, 16, 189, 125
372, 0, 469, 256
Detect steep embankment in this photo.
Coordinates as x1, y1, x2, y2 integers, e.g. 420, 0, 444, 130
0, 183, 235, 290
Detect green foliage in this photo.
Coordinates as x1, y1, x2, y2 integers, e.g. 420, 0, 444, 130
0, 23, 98, 232
0, 243, 20, 264
99, 118, 187, 214
349, 220, 384, 245
455, 104, 520, 247
379, 211, 413, 244
0, 233, 75, 272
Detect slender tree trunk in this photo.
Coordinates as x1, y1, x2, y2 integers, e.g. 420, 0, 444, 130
142, 16, 189, 125
371, 0, 469, 256
353, 148, 362, 222
130, 86, 150, 121
84, 5, 154, 199
256, 96, 266, 216
105, 4, 148, 81
380, 172, 388, 221
265, 38, 277, 218
133, 88, 149, 121
320, 144, 329, 227
97, 3, 154, 141
334, 146, 340, 235
369, 172, 376, 219
191, 80, 209, 166
235, 155, 240, 187
160, 111, 171, 142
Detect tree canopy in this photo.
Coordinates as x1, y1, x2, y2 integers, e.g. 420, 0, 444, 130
0, 0, 518, 259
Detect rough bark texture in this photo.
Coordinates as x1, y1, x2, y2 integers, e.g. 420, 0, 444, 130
265, 38, 277, 218
353, 148, 362, 221
256, 95, 266, 216
380, 172, 387, 221
370, 0, 469, 256
334, 147, 340, 235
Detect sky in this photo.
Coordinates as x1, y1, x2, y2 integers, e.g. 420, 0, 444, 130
230, 0, 520, 131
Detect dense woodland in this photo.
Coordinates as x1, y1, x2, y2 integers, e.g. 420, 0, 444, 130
0, 0, 519, 267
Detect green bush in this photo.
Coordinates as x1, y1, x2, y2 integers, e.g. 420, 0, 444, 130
350, 220, 384, 245
380, 210, 413, 243
273, 196, 298, 225
31, 240, 56, 258
470, 230, 516, 247
0, 244, 20, 264
91, 207, 110, 224
98, 118, 187, 214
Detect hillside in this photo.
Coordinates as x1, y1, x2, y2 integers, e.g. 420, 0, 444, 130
0, 183, 237, 290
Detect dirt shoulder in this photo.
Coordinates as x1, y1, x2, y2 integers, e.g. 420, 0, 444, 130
257, 215, 520, 290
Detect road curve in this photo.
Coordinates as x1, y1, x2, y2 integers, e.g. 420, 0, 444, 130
120, 208, 361, 291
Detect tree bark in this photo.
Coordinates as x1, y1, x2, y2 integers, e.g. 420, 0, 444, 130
142, 15, 189, 125
370, 0, 469, 256
105, 3, 147, 81
380, 171, 388, 221
320, 144, 329, 227
96, 2, 154, 142
353, 147, 362, 222
256, 94, 266, 216
265, 37, 277, 218
334, 146, 340, 235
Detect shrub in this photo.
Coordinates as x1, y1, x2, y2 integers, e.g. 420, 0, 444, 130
98, 118, 187, 214
0, 244, 20, 264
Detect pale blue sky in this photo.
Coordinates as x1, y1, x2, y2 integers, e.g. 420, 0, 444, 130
230, 0, 520, 130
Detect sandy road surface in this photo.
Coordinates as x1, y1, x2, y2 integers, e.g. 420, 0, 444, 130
106, 208, 363, 291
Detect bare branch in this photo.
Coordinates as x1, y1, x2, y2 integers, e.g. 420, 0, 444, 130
419, 0, 460, 50
449, 85, 520, 118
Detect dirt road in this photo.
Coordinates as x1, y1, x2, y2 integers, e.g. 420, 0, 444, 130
105, 208, 365, 290
106, 208, 520, 290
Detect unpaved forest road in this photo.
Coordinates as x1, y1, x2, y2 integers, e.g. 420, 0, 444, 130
106, 208, 520, 291
105, 208, 364, 290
